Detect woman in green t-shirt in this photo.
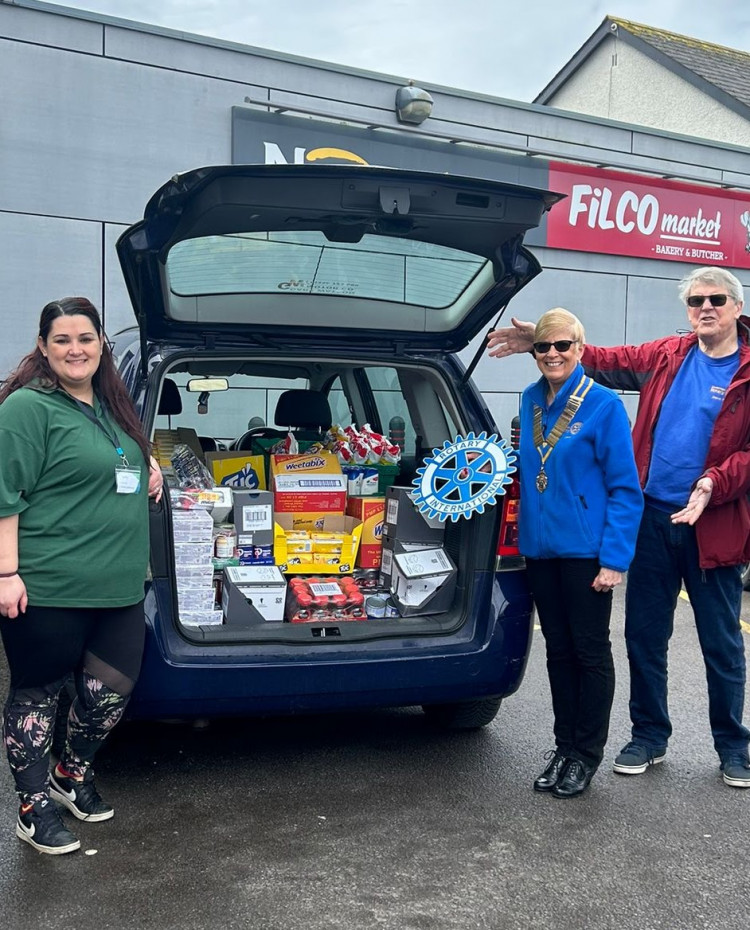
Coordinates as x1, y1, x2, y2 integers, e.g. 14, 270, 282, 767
0, 297, 163, 855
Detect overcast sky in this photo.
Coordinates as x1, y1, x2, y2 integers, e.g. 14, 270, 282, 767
41, 0, 750, 101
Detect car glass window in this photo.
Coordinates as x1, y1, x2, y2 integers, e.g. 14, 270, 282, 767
359, 367, 416, 457
327, 377, 354, 429
154, 372, 307, 446
167, 232, 485, 309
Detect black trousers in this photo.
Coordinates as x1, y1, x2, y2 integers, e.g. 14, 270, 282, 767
525, 558, 615, 768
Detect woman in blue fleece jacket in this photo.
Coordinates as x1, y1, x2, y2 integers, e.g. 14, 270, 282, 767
518, 308, 643, 799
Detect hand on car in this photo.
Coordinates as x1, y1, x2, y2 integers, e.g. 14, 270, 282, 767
0, 574, 28, 619
671, 476, 713, 525
148, 456, 164, 503
486, 317, 536, 358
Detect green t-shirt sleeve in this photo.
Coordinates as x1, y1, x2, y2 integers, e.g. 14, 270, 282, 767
0, 390, 48, 517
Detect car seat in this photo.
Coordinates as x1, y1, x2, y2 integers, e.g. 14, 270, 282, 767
234, 389, 332, 451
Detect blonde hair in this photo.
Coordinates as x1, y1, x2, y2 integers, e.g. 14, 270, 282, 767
535, 307, 586, 346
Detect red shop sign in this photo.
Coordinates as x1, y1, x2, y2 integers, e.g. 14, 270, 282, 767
547, 162, 750, 269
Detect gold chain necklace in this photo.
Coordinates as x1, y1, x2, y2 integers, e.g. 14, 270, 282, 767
532, 375, 593, 492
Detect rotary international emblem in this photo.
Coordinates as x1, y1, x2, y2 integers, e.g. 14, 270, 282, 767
411, 432, 517, 523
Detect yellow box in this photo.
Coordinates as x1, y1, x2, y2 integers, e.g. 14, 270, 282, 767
276, 512, 342, 532
285, 552, 314, 565
204, 452, 266, 490
274, 514, 363, 574
345, 496, 386, 569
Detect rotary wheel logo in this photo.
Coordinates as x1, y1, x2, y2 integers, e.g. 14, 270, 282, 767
411, 432, 516, 523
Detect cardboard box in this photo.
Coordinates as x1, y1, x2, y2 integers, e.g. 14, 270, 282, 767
222, 565, 287, 622
181, 609, 224, 628
270, 452, 342, 477
285, 577, 366, 622
172, 508, 215, 542
170, 487, 233, 524
274, 514, 363, 574
379, 535, 437, 589
231, 490, 274, 550
237, 544, 274, 566
273, 473, 347, 517
383, 486, 445, 544
391, 546, 457, 617
346, 496, 385, 569
205, 452, 266, 490
153, 428, 205, 467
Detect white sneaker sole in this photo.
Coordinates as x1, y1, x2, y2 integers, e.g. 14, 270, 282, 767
722, 772, 750, 788
16, 822, 81, 855
613, 754, 666, 775
49, 784, 115, 822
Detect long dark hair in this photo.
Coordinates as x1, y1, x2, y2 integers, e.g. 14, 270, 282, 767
0, 297, 151, 463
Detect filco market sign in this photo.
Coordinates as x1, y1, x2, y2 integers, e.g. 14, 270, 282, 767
548, 162, 750, 268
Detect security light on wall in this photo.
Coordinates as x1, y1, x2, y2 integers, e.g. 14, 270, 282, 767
395, 82, 434, 125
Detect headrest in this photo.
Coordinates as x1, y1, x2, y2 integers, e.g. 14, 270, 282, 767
274, 389, 332, 431
158, 378, 182, 417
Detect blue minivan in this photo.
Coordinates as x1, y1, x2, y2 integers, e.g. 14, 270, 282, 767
113, 164, 561, 729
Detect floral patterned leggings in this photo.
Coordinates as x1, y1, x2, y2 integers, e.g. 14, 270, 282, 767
0, 602, 145, 806
4, 672, 130, 805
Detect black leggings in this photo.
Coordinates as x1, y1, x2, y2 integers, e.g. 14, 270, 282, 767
0, 602, 145, 802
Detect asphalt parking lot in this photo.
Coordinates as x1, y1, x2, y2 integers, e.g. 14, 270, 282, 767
0, 587, 748, 930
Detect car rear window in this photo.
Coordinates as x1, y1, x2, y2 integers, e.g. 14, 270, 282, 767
166, 232, 485, 309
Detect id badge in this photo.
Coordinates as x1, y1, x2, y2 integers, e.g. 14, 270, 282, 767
115, 465, 142, 494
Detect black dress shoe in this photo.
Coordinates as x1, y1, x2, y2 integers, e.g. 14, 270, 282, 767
552, 759, 595, 798
533, 750, 568, 792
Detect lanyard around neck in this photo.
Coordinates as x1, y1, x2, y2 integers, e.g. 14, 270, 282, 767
71, 397, 130, 466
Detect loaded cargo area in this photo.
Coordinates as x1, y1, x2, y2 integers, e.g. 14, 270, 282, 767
147, 352, 501, 644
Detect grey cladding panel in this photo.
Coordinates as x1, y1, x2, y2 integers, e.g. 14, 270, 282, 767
0, 44, 238, 221
465, 265, 629, 395
0, 213, 101, 377
104, 224, 138, 337
0, 4, 102, 53
624, 276, 692, 345
633, 131, 750, 175
105, 25, 394, 108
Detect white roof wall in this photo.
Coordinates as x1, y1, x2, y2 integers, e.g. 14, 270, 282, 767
543, 37, 750, 147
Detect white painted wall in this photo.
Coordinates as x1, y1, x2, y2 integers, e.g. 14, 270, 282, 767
545, 37, 750, 147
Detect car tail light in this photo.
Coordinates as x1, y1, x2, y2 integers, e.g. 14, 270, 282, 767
497, 416, 521, 558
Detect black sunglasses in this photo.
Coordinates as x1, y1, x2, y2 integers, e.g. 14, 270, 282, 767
533, 340, 578, 354
686, 294, 729, 308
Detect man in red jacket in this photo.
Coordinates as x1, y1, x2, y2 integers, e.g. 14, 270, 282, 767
487, 266, 750, 788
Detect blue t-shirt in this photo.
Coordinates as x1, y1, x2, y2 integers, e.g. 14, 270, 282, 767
645, 346, 739, 509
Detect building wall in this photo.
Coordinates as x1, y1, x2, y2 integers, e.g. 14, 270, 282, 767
544, 37, 750, 148
2, 0, 750, 439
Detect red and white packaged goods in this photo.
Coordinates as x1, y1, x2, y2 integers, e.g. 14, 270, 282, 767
162, 422, 452, 627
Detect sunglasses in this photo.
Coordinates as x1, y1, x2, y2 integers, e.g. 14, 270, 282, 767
686, 294, 729, 308
533, 340, 578, 354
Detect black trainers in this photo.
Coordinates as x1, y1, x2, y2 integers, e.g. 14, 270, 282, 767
613, 741, 666, 775
49, 768, 114, 822
16, 798, 81, 855
721, 755, 750, 788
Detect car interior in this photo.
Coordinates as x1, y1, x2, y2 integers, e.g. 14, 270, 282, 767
147, 351, 504, 645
